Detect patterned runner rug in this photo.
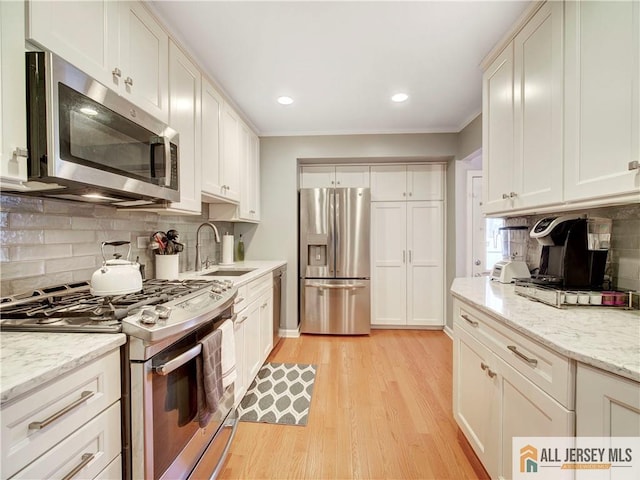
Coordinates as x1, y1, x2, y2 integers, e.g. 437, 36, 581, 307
238, 362, 317, 426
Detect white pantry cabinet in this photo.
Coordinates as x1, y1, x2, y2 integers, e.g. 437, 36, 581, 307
1, 349, 122, 479
27, 0, 169, 122
0, 0, 28, 189
576, 363, 640, 437
370, 164, 444, 201
564, 0, 640, 204
453, 298, 575, 480
371, 201, 444, 327
165, 41, 201, 214
300, 165, 370, 188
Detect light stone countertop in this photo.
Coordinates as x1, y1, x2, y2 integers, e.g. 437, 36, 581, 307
181, 260, 287, 285
0, 261, 287, 405
0, 333, 126, 404
451, 277, 640, 382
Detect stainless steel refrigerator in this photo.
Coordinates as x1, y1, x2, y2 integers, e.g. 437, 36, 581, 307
299, 187, 371, 334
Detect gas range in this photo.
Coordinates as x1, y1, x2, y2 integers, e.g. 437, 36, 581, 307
0, 278, 237, 342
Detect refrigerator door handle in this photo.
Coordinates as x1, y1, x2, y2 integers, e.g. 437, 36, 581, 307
307, 282, 367, 289
328, 190, 335, 275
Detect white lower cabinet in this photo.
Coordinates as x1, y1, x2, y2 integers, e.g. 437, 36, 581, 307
453, 298, 575, 480
233, 273, 274, 406
576, 363, 640, 437
1, 349, 122, 479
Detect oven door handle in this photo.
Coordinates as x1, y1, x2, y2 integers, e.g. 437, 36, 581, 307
155, 344, 202, 376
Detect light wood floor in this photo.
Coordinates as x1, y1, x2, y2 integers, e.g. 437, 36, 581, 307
218, 330, 489, 480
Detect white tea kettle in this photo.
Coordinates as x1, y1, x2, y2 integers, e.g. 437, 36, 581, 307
90, 241, 143, 296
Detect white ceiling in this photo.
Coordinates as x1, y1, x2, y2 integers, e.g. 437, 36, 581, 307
148, 1, 529, 137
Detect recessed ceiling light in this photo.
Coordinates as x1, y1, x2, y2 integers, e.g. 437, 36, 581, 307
391, 93, 409, 103
277, 96, 294, 105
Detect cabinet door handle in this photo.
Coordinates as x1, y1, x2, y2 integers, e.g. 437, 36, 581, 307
408, 250, 412, 263
480, 362, 489, 371
234, 296, 245, 304
628, 160, 639, 171
487, 368, 497, 378
509, 192, 518, 198
112, 67, 122, 78
402, 251, 406, 263
408, 192, 412, 197
62, 453, 95, 480
461, 314, 478, 327
29, 391, 95, 430
502, 193, 510, 199
507, 345, 538, 366
124, 76, 133, 87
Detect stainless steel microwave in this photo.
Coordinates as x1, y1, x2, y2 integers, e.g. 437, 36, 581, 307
23, 51, 179, 205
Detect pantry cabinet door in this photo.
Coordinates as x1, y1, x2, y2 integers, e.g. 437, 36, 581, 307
513, 1, 563, 209
371, 202, 407, 325
482, 45, 514, 214
406, 202, 443, 326
564, 0, 640, 203
27, 0, 118, 88
370, 166, 407, 201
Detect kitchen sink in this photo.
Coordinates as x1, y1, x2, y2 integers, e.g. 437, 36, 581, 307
202, 269, 256, 277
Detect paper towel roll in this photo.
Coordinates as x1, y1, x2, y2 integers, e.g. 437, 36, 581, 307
221, 234, 234, 265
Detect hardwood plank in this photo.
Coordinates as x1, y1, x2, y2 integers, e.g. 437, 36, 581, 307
217, 330, 489, 479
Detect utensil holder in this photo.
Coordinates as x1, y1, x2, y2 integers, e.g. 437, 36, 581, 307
156, 254, 179, 279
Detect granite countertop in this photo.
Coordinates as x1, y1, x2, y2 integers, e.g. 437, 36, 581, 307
0, 333, 126, 404
450, 277, 640, 382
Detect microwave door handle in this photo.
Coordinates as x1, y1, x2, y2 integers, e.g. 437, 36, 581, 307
163, 136, 171, 187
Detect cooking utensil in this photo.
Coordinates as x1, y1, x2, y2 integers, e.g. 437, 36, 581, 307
151, 231, 168, 254
90, 241, 143, 296
167, 229, 179, 241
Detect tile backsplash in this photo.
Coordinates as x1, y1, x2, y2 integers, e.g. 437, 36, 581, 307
0, 194, 232, 297
505, 203, 640, 292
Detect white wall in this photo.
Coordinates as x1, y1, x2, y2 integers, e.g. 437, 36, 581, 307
238, 133, 458, 331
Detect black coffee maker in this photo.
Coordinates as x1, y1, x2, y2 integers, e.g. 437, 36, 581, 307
530, 215, 611, 289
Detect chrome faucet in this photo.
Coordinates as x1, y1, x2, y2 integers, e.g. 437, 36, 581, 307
195, 222, 221, 271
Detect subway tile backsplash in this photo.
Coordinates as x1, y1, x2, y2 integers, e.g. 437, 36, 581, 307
0, 194, 232, 297
505, 203, 640, 292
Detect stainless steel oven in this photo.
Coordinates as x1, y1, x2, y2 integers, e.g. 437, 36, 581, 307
129, 307, 237, 480
22, 51, 180, 205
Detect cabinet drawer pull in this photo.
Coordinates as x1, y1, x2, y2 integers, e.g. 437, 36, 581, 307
29, 391, 95, 430
461, 314, 479, 327
62, 453, 95, 480
480, 362, 489, 371
487, 368, 497, 379
507, 345, 538, 366
234, 296, 245, 304
124, 76, 133, 87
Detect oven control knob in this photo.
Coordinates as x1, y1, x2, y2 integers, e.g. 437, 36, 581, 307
140, 309, 158, 325
155, 305, 171, 319
212, 287, 223, 294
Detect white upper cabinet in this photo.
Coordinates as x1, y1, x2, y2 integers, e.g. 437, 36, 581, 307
482, 45, 515, 214
239, 130, 260, 221
0, 1, 28, 189
371, 164, 443, 201
300, 165, 370, 188
166, 41, 201, 214
564, 0, 640, 203
513, 0, 563, 210
27, 0, 169, 122
220, 104, 241, 202
201, 77, 224, 199
117, 1, 169, 122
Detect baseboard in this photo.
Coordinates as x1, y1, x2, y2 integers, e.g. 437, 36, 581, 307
279, 327, 301, 338
371, 325, 445, 331
443, 325, 453, 339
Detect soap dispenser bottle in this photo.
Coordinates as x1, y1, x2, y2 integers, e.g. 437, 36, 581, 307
237, 234, 245, 262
